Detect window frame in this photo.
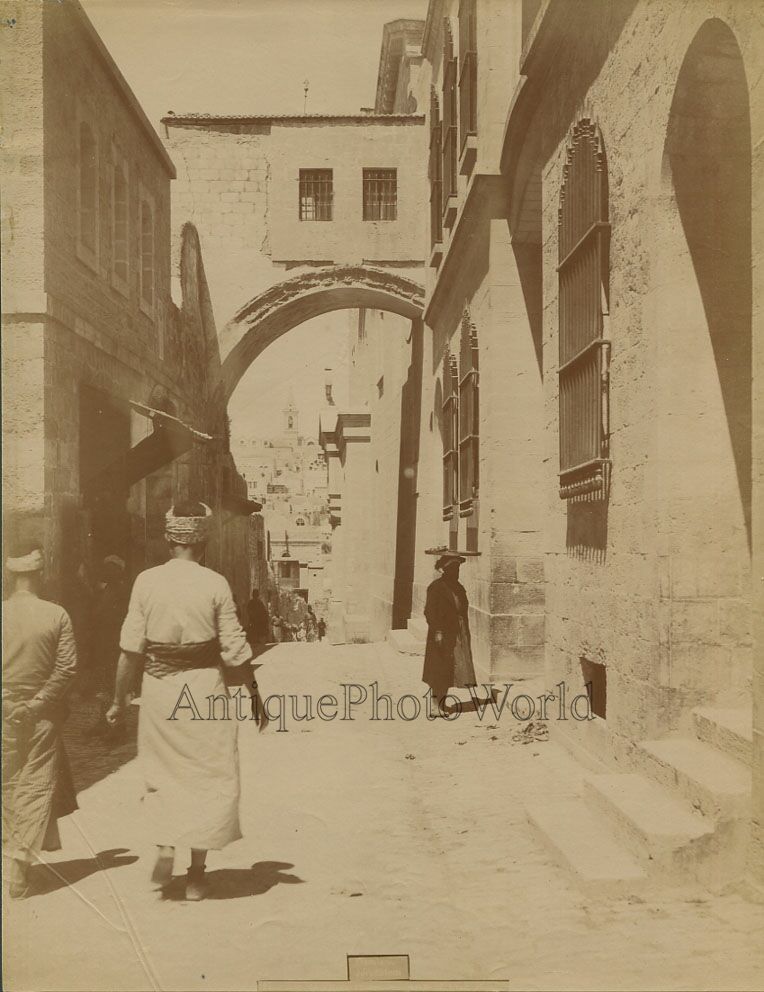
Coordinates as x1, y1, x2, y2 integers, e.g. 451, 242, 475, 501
458, 308, 479, 518
429, 87, 443, 252
156, 300, 165, 360
458, 0, 477, 155
138, 184, 156, 319
76, 115, 99, 272
110, 142, 129, 296
442, 350, 459, 522
557, 119, 611, 500
362, 168, 397, 222
441, 18, 458, 225
299, 168, 333, 222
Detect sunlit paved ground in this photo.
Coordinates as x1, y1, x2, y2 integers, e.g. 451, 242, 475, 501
4, 642, 763, 991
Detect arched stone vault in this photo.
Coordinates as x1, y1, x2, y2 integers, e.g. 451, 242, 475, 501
214, 265, 424, 404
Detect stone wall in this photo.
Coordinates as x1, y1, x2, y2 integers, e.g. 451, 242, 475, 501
345, 308, 420, 639
416, 0, 545, 684
1, 0, 254, 607
162, 114, 427, 335
524, 0, 760, 747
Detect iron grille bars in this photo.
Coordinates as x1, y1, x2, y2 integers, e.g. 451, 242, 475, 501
557, 120, 611, 499
429, 90, 443, 249
299, 169, 333, 221
362, 168, 397, 221
441, 56, 458, 217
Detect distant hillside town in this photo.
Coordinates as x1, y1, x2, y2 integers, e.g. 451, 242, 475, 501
233, 398, 333, 629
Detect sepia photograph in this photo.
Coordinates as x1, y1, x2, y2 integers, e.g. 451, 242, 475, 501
1, 0, 763, 989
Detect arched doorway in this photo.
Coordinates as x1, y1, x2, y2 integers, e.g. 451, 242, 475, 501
654, 19, 752, 700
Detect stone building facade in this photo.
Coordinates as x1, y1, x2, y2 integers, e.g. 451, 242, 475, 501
317, 305, 421, 643
5, 0, 760, 893
410, 0, 762, 890
160, 87, 428, 641
410, 0, 541, 687
1, 0, 261, 610
161, 110, 426, 359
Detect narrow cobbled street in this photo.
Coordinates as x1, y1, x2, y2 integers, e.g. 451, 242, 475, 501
5, 642, 763, 991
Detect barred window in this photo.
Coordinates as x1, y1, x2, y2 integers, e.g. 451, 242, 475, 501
458, 0, 477, 153
79, 122, 97, 254
558, 119, 611, 500
362, 168, 397, 221
458, 309, 479, 516
112, 157, 128, 287
429, 88, 443, 250
441, 19, 458, 220
442, 351, 459, 521
140, 199, 154, 309
299, 169, 333, 221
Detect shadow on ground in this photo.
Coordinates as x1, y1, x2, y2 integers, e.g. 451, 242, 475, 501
445, 691, 498, 715
29, 848, 139, 897
162, 860, 304, 900
62, 696, 139, 793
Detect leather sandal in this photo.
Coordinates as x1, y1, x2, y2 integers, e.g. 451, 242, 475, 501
185, 865, 208, 901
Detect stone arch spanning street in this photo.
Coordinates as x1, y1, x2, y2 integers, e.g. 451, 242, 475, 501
214, 265, 424, 403
4, 1, 764, 987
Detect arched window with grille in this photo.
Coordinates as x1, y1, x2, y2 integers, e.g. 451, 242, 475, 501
78, 121, 97, 258
442, 350, 459, 528
441, 18, 458, 228
458, 309, 479, 508
557, 119, 611, 500
429, 87, 443, 254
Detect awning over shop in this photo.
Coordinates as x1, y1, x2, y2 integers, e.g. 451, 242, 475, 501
82, 402, 213, 496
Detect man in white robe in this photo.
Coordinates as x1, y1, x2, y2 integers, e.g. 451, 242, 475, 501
106, 501, 265, 901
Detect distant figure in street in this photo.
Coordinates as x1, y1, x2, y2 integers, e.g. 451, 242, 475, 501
91, 556, 129, 706
246, 588, 270, 652
305, 606, 318, 642
2, 541, 78, 899
63, 560, 95, 690
271, 615, 283, 643
317, 618, 327, 642
106, 502, 266, 901
422, 553, 476, 714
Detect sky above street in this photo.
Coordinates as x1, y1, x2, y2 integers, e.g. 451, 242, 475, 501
80, 0, 425, 441
81, 0, 427, 126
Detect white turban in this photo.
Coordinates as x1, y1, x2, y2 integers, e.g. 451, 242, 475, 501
6, 548, 44, 573
165, 503, 213, 545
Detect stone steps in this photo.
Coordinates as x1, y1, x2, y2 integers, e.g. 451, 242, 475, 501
583, 772, 714, 871
526, 798, 647, 898
634, 737, 751, 819
539, 699, 752, 894
692, 706, 752, 767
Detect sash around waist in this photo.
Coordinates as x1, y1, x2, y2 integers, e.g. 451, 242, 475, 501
144, 639, 221, 678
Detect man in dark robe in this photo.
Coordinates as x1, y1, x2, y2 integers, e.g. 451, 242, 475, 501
422, 552, 476, 713
91, 555, 130, 701
2, 541, 78, 898
246, 588, 271, 652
